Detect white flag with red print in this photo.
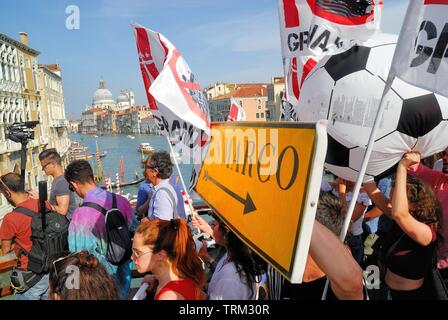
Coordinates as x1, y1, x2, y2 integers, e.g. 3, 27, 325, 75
285, 56, 319, 106
278, 0, 383, 57
133, 23, 210, 190
278, 0, 313, 57
390, 0, 448, 98
227, 97, 246, 122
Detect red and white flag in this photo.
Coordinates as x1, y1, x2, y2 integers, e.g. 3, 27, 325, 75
278, 0, 313, 57
227, 97, 246, 122
278, 0, 382, 112
306, 0, 383, 56
286, 56, 319, 106
390, 0, 448, 98
133, 23, 210, 189
278, 0, 383, 57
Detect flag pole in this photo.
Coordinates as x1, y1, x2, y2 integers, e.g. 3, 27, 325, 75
321, 2, 415, 299
280, 57, 291, 122
165, 135, 196, 217
321, 85, 392, 300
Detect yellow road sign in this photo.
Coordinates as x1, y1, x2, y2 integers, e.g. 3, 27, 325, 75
195, 121, 327, 283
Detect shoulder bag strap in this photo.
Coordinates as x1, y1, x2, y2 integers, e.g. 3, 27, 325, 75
112, 193, 117, 209
80, 202, 107, 216
11, 207, 37, 264
157, 187, 178, 219
13, 207, 37, 218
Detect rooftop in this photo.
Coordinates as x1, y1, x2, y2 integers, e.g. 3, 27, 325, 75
0, 32, 40, 56
212, 85, 269, 101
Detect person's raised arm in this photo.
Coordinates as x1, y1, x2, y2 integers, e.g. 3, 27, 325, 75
363, 181, 392, 217
407, 152, 444, 188
309, 220, 364, 300
392, 152, 433, 246
337, 179, 348, 213
191, 214, 214, 237
338, 179, 365, 223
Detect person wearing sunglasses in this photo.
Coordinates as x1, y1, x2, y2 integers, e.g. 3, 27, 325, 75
38, 148, 77, 220
49, 250, 119, 300
143, 151, 179, 222
132, 218, 206, 300
64, 160, 133, 300
136, 154, 187, 224
0, 173, 51, 300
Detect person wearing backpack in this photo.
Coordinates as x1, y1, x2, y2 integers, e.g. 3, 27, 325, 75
0, 173, 68, 300
38, 148, 78, 220
65, 160, 133, 300
143, 151, 179, 222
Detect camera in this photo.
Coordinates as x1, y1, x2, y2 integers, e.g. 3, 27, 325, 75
5, 121, 39, 144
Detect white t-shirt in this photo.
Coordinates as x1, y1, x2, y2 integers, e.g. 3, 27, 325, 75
207, 253, 257, 300
321, 179, 371, 236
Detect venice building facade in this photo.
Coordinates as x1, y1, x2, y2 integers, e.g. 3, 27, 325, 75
0, 32, 70, 222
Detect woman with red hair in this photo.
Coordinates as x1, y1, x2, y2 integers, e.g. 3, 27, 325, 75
132, 218, 205, 300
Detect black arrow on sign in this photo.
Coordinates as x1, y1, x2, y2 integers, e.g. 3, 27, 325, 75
203, 170, 256, 214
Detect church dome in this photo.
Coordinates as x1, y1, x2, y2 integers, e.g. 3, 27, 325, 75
117, 92, 129, 103
93, 80, 114, 104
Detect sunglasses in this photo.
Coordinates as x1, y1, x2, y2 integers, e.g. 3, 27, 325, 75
41, 162, 53, 170
0, 177, 11, 195
131, 248, 152, 259
52, 251, 83, 279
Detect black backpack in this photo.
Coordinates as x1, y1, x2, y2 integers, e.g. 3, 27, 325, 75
14, 206, 69, 274
81, 193, 132, 265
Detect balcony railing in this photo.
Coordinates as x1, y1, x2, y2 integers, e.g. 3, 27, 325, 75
0, 140, 21, 154
50, 119, 68, 128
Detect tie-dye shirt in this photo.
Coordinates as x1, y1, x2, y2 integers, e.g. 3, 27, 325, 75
68, 187, 133, 299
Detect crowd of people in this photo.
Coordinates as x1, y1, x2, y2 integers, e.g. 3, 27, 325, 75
0, 147, 448, 300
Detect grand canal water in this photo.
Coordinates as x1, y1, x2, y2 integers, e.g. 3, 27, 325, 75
69, 133, 193, 197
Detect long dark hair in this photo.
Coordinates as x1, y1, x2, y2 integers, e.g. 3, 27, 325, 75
218, 221, 266, 297
406, 176, 442, 243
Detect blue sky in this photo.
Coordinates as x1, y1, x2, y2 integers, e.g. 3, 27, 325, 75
1, 0, 409, 119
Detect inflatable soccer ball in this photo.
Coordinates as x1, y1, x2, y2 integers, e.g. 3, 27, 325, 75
298, 33, 448, 182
